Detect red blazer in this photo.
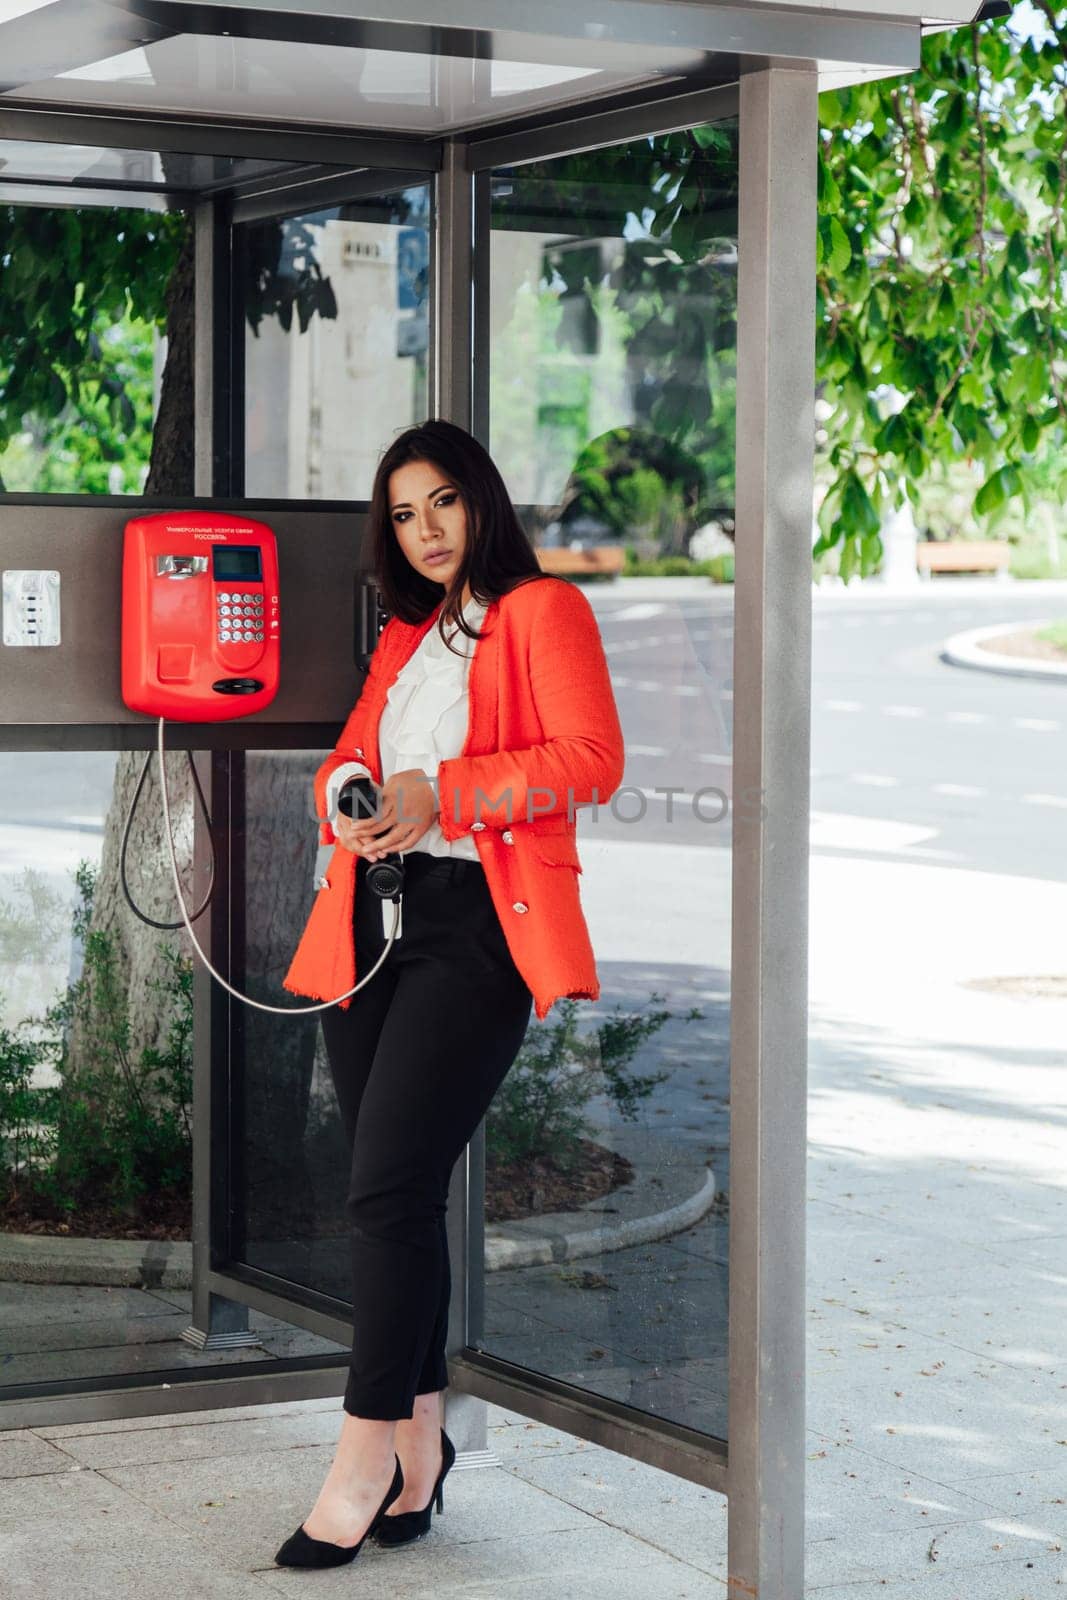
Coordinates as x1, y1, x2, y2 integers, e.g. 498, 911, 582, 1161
283, 575, 625, 1021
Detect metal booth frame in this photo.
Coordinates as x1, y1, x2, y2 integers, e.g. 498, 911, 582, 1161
0, 25, 829, 1591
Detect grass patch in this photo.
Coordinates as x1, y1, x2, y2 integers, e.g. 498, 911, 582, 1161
1035, 619, 1067, 652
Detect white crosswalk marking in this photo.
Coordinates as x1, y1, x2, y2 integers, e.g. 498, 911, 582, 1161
608, 603, 667, 622
809, 812, 940, 852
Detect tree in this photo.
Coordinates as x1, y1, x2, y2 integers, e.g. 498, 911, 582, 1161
0, 204, 332, 1219
814, 5, 1067, 576
0, 207, 186, 492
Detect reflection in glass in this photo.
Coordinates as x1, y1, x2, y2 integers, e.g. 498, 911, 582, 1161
0, 139, 306, 191
0, 753, 343, 1397
481, 122, 739, 1442
0, 204, 193, 494
240, 186, 430, 500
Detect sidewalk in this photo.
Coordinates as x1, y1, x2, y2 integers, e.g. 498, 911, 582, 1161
0, 1399, 726, 1598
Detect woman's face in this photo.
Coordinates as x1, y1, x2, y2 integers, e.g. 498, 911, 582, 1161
388, 458, 470, 600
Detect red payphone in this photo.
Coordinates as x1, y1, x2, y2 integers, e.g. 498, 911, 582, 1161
122, 511, 280, 721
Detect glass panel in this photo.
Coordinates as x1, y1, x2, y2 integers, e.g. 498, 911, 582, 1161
0, 203, 193, 494
239, 185, 431, 501
0, 140, 307, 191
480, 122, 739, 1442
0, 752, 345, 1399
236, 748, 354, 1301
8, 35, 706, 132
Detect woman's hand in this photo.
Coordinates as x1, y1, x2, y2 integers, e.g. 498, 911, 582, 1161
334, 768, 437, 860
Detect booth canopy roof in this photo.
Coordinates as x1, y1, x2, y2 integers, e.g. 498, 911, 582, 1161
0, 0, 989, 155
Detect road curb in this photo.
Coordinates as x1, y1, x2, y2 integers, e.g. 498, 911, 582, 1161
485, 1161, 718, 1271
941, 619, 1067, 683
0, 1152, 719, 1288
0, 1233, 192, 1290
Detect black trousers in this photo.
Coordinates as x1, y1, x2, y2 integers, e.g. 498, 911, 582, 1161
319, 849, 533, 1420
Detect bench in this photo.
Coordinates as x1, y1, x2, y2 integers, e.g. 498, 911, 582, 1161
536, 545, 626, 576
916, 540, 1011, 577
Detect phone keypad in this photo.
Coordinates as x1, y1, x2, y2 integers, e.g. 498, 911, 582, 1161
216, 588, 265, 645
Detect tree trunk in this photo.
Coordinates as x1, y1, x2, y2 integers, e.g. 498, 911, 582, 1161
240, 752, 326, 1248
66, 218, 196, 1094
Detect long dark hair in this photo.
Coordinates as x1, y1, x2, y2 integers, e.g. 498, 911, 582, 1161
367, 419, 546, 654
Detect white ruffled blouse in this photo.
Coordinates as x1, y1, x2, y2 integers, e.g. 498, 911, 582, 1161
377, 595, 490, 863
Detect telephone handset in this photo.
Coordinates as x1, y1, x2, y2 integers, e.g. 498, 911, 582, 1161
355, 573, 390, 672
337, 773, 406, 938
122, 511, 280, 721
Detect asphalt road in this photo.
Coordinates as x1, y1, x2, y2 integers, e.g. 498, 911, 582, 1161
592, 580, 1067, 883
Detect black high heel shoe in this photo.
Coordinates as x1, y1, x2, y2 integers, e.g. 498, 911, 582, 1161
374, 1426, 456, 1547
274, 1454, 404, 1568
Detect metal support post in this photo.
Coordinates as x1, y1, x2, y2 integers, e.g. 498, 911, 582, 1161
727, 62, 817, 1599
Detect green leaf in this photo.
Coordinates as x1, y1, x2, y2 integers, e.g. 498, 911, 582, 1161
842, 469, 881, 539
959, 367, 985, 407
874, 409, 908, 454
45, 369, 66, 416
846, 162, 879, 195
942, 93, 966, 139
974, 466, 1009, 515
860, 530, 883, 576
1006, 230, 1029, 275
826, 216, 852, 276
689, 125, 721, 149
1024, 354, 1048, 405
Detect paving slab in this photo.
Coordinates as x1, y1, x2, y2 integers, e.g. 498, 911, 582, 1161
39, 1408, 345, 1470
501, 1440, 726, 1576
806, 1507, 1067, 1590
805, 1434, 1007, 1534
937, 1462, 1067, 1522
0, 1465, 280, 1600
0, 1430, 79, 1478
29, 1393, 340, 1440
105, 1438, 593, 1575
807, 1556, 1066, 1600
0, 1281, 187, 1329
258, 1521, 713, 1596
0, 1309, 191, 1357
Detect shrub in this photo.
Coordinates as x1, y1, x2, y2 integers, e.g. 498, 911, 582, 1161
0, 860, 193, 1225
486, 992, 703, 1172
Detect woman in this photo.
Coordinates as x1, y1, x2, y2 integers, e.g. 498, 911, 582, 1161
276, 419, 625, 1569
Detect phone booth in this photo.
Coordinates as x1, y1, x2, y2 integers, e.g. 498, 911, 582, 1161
0, 2, 989, 1593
